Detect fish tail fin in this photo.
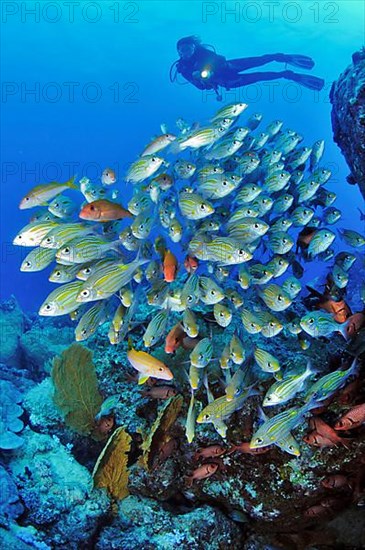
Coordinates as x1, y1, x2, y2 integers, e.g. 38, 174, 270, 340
67, 175, 78, 190
338, 319, 350, 340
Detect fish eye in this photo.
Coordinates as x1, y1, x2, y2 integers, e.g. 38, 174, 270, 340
55, 271, 61, 277
269, 322, 275, 327
187, 164, 193, 170
63, 247, 70, 254
45, 238, 52, 244
158, 367, 164, 372
25, 197, 30, 201
266, 396, 272, 401
256, 438, 263, 445
200, 204, 207, 210
308, 318, 314, 324
203, 414, 210, 421
152, 157, 157, 163
222, 180, 227, 186
54, 203, 59, 208
81, 329, 87, 335
211, 290, 216, 296
289, 445, 295, 451
25, 261, 31, 267
84, 268, 91, 275
250, 323, 256, 328
254, 223, 259, 229
81, 289, 90, 298
45, 304, 52, 311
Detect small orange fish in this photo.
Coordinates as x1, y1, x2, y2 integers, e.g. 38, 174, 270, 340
165, 323, 186, 353
184, 254, 199, 274
334, 403, 365, 430
193, 445, 226, 461
79, 199, 133, 221
163, 249, 178, 282
318, 298, 352, 324
141, 386, 177, 399
185, 463, 218, 487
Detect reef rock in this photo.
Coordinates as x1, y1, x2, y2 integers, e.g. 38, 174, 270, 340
0, 296, 25, 365
19, 320, 74, 377
330, 48, 365, 198
96, 495, 244, 550
8, 429, 110, 548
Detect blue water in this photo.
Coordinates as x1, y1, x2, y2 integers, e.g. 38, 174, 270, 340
1, 0, 364, 311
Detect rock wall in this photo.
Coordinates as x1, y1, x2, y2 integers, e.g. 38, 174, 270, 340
330, 49, 365, 200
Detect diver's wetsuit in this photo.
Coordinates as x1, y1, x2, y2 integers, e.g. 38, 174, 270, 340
176, 46, 323, 97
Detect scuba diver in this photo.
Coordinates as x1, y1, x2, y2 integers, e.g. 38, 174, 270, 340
170, 36, 325, 100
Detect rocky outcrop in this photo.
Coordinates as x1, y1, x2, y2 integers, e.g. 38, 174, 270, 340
330, 48, 365, 199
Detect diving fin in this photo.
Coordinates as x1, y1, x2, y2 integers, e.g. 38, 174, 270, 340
285, 54, 315, 70
286, 70, 325, 91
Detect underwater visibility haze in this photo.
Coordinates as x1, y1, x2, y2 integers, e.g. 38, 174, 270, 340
1, 1, 365, 548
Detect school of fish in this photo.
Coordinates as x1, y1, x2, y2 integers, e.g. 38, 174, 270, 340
15, 102, 365, 468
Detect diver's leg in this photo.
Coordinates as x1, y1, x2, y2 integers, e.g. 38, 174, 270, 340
229, 54, 286, 71
229, 54, 315, 71
224, 70, 324, 91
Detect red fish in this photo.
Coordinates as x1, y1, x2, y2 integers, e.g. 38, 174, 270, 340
307, 417, 352, 448
79, 199, 133, 221
184, 254, 199, 274
321, 474, 351, 490
185, 463, 218, 487
163, 249, 178, 282
345, 312, 365, 338
141, 386, 178, 400
337, 378, 361, 405
165, 323, 186, 354
193, 445, 226, 461
304, 504, 332, 519
228, 442, 271, 455
153, 437, 178, 469
334, 403, 365, 430
95, 414, 115, 436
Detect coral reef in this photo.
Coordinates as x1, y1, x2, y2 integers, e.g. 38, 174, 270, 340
330, 48, 365, 198
0, 380, 24, 450
96, 495, 244, 550
7, 429, 110, 548
0, 296, 25, 365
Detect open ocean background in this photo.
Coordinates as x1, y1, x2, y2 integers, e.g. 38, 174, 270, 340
1, 0, 364, 312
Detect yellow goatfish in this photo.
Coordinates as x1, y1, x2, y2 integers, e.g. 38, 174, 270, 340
127, 349, 173, 385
